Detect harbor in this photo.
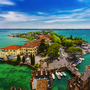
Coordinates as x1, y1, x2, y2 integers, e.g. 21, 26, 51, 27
0, 29, 90, 90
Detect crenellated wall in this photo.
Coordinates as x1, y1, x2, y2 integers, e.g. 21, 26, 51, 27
30, 70, 53, 90
67, 75, 90, 90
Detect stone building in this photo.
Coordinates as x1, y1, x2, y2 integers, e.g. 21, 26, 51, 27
30, 69, 53, 90
67, 65, 90, 90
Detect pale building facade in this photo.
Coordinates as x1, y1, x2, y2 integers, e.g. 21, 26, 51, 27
0, 35, 51, 60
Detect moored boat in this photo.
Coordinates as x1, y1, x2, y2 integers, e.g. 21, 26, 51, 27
55, 72, 61, 79
61, 72, 66, 77
52, 73, 55, 79
58, 72, 63, 76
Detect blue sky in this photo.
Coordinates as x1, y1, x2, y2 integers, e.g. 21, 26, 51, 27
0, 0, 90, 29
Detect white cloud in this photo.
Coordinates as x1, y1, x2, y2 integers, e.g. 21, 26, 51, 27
38, 12, 44, 14
44, 19, 87, 23
78, 0, 90, 3
44, 8, 90, 23
0, 11, 38, 22
58, 7, 86, 13
0, 7, 90, 28
0, 0, 15, 5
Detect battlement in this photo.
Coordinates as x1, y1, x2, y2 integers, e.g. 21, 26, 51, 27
67, 65, 90, 90
30, 69, 53, 90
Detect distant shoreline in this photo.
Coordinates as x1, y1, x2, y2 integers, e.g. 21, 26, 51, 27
1, 29, 90, 30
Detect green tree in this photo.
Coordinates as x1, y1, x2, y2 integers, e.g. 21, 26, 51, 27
32, 54, 35, 65
67, 47, 82, 56
30, 54, 35, 65
30, 53, 33, 65
65, 40, 73, 48
62, 37, 67, 42
48, 42, 62, 57
50, 34, 61, 43
76, 40, 83, 47
17, 55, 21, 62
62, 37, 67, 45
22, 56, 25, 63
70, 35, 73, 40
38, 38, 46, 53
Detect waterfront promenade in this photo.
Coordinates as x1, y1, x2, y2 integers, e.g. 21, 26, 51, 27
66, 64, 82, 76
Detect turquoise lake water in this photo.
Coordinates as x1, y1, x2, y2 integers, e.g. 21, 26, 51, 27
53, 29, 90, 90
0, 61, 32, 90
0, 29, 90, 90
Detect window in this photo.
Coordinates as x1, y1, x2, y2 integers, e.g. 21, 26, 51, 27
1, 49, 5, 52
10, 50, 12, 52
22, 49, 23, 50
13, 50, 15, 52
24, 49, 26, 50
6, 49, 8, 52
28, 49, 30, 51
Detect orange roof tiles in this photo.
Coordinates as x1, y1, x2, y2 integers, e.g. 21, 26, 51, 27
23, 35, 51, 48
39, 35, 51, 39
1, 45, 22, 50
1, 35, 51, 49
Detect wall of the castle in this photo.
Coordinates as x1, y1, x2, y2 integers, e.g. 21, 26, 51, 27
83, 67, 90, 81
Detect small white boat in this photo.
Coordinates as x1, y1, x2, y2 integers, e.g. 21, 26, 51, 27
79, 58, 85, 61
55, 72, 61, 79
61, 72, 66, 77
58, 72, 63, 76
52, 73, 55, 79
78, 60, 82, 64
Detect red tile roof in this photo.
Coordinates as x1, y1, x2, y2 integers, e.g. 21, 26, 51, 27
1, 45, 22, 50
23, 35, 51, 48
1, 35, 51, 49
39, 35, 51, 39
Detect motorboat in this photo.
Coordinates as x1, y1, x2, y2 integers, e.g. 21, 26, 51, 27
52, 73, 55, 79
61, 72, 66, 76
55, 72, 61, 79
58, 72, 63, 76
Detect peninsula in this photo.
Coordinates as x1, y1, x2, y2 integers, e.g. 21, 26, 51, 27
0, 30, 90, 90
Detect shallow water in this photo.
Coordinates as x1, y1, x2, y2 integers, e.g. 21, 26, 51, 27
52, 71, 73, 90
76, 54, 90, 73
0, 61, 32, 90
0, 29, 90, 90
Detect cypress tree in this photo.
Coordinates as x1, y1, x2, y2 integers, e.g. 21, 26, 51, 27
22, 56, 25, 63
70, 35, 73, 40
17, 55, 21, 62
30, 53, 33, 65
32, 54, 35, 65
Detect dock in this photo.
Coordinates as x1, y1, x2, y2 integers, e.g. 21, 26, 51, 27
66, 64, 82, 76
